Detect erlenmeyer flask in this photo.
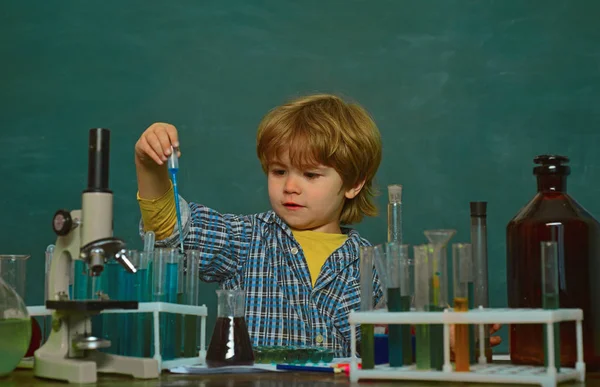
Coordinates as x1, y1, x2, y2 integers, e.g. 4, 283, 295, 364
206, 289, 254, 367
0, 276, 31, 376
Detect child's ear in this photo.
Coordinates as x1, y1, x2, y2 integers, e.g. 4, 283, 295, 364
344, 180, 366, 199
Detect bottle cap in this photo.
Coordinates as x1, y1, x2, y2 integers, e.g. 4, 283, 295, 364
533, 154, 570, 176
470, 202, 487, 217
388, 184, 402, 203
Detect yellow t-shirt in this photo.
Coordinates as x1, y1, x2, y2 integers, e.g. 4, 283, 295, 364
137, 182, 177, 241
291, 230, 347, 287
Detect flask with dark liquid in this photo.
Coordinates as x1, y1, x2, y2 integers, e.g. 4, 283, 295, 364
506, 155, 600, 369
205, 289, 254, 367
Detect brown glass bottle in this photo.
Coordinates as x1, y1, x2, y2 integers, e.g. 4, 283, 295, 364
506, 155, 600, 370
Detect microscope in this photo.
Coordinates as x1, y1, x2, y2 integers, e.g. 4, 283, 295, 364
34, 128, 159, 383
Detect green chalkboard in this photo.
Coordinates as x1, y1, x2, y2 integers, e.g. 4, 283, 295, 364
1, 0, 599, 353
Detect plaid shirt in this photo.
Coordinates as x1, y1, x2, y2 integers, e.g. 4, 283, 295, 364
145, 196, 383, 357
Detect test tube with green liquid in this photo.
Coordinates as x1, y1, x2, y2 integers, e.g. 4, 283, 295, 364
541, 241, 560, 371
452, 243, 472, 372
399, 246, 413, 365
414, 244, 431, 370
359, 245, 375, 370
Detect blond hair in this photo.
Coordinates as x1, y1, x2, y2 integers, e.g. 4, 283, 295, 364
256, 94, 382, 224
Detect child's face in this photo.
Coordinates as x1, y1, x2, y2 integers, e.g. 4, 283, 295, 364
267, 152, 359, 233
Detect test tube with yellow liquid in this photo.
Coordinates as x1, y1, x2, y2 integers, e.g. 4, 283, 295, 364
359, 246, 375, 370
413, 244, 431, 370
424, 229, 455, 371
452, 243, 473, 372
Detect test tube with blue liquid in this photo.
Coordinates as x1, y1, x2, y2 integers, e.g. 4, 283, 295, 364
384, 242, 405, 367
117, 250, 139, 356
101, 260, 121, 354
130, 250, 153, 357
414, 244, 431, 370
153, 248, 182, 360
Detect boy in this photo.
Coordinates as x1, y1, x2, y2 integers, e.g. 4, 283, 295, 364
135, 93, 384, 357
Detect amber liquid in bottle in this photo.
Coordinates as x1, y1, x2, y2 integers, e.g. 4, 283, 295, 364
506, 155, 600, 370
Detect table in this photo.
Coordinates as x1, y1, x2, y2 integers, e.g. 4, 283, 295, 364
4, 369, 600, 387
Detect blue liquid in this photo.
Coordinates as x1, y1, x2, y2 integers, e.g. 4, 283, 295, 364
132, 268, 150, 357
118, 266, 135, 356
160, 262, 179, 360
73, 260, 89, 300
101, 262, 120, 355
169, 169, 185, 253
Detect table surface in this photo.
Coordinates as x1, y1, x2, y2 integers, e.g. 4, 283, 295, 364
4, 369, 600, 387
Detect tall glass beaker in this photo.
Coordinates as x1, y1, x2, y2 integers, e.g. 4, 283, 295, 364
205, 289, 254, 367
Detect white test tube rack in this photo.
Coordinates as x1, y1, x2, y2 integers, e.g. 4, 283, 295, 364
26, 302, 208, 371
349, 307, 585, 387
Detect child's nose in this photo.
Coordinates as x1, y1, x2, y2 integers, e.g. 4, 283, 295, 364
283, 175, 301, 194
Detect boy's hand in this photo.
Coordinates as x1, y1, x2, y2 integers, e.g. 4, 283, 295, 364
135, 122, 181, 166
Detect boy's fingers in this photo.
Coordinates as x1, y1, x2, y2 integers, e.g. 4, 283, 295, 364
489, 324, 501, 334
490, 335, 502, 347
164, 124, 179, 147
147, 132, 168, 161
155, 128, 173, 157
144, 133, 167, 163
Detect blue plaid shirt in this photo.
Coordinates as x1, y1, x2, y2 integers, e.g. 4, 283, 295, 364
144, 196, 383, 357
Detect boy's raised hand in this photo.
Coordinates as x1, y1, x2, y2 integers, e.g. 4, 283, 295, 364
135, 122, 181, 166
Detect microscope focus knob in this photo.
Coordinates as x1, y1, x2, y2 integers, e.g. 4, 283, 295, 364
52, 209, 73, 236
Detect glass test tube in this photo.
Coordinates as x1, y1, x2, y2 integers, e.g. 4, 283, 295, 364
44, 245, 55, 342
387, 184, 403, 244
452, 243, 472, 372
131, 251, 152, 357
541, 241, 560, 371
359, 246, 375, 370
184, 250, 201, 357
424, 230, 455, 371
118, 250, 139, 356
414, 244, 431, 370
470, 202, 491, 362
399, 245, 413, 365
101, 260, 121, 354
385, 242, 404, 367
153, 248, 181, 360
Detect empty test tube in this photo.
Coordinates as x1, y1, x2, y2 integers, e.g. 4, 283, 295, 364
470, 202, 491, 362
387, 184, 403, 244
184, 250, 201, 357
413, 244, 431, 370
452, 243, 473, 372
541, 241, 560, 371
359, 246, 375, 370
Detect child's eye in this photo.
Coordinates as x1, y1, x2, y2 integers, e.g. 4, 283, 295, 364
304, 172, 320, 179
271, 169, 286, 176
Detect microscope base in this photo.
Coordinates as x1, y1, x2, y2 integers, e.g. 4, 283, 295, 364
34, 351, 160, 384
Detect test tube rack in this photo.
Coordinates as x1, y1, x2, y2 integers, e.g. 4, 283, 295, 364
349, 307, 585, 387
26, 301, 208, 371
